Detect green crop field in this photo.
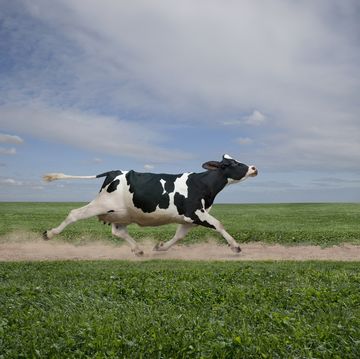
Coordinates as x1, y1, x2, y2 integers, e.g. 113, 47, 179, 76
0, 202, 359, 245
0, 261, 359, 358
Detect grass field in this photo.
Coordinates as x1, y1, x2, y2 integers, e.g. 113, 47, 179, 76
0, 202, 359, 245
0, 261, 359, 358
1, 202, 359, 357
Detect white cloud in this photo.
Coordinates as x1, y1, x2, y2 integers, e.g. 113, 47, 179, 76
0, 133, 23, 156
236, 137, 253, 145
0, 178, 23, 186
20, 0, 358, 113
224, 110, 266, 127
92, 157, 103, 164
251, 109, 360, 171
0, 147, 16, 156
0, 178, 45, 193
0, 103, 191, 162
144, 164, 155, 170
222, 120, 240, 126
243, 111, 266, 126
0, 133, 24, 144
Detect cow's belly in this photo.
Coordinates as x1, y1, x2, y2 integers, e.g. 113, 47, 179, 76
98, 209, 132, 225
133, 207, 188, 226
98, 208, 187, 227
135, 215, 185, 226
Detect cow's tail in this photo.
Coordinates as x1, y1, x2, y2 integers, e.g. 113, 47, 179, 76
43, 173, 98, 182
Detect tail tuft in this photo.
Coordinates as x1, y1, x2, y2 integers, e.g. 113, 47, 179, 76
43, 173, 66, 182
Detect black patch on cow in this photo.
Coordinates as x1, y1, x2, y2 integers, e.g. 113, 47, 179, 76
107, 210, 115, 213
125, 171, 182, 213
174, 192, 186, 215
158, 193, 170, 209
164, 180, 175, 193
107, 179, 120, 193
97, 170, 122, 191
196, 220, 216, 229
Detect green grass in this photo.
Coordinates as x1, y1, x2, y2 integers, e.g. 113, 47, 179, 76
0, 261, 359, 358
0, 202, 359, 245
1, 203, 359, 357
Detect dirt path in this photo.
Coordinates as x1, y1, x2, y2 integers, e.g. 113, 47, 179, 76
0, 233, 359, 261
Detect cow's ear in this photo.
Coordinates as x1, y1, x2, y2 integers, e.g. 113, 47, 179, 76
202, 161, 221, 170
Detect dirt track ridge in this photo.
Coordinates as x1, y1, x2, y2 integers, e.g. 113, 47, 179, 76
0, 232, 359, 261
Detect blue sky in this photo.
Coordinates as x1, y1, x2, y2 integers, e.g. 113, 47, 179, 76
1, 0, 359, 203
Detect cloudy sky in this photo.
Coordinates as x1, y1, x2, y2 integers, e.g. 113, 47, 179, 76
1, 0, 359, 202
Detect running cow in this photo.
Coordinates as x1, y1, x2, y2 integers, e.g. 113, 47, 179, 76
43, 154, 258, 255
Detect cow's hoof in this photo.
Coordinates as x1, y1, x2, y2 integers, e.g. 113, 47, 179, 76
133, 249, 144, 256
43, 231, 50, 240
153, 242, 165, 251
231, 246, 241, 253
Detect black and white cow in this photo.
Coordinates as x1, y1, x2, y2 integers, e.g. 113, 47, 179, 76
43, 154, 258, 255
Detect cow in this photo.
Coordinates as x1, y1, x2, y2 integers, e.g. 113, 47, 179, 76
43, 154, 258, 256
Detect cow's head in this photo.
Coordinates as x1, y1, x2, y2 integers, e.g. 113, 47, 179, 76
202, 154, 258, 183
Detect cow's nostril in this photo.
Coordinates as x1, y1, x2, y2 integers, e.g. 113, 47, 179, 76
249, 166, 258, 177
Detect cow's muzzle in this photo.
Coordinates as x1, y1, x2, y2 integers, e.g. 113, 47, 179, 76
248, 166, 258, 177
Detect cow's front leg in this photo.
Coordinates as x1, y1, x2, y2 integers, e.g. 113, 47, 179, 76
112, 224, 143, 256
195, 212, 241, 253
153, 223, 194, 251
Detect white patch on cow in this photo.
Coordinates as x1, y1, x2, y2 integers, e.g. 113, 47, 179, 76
152, 172, 193, 224
200, 198, 212, 211
247, 165, 258, 177
224, 154, 242, 164
192, 199, 216, 226
223, 154, 233, 160
160, 179, 166, 195
227, 178, 241, 185
194, 208, 216, 226
173, 173, 190, 198
95, 172, 131, 213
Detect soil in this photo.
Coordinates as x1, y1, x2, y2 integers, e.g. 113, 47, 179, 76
0, 232, 359, 261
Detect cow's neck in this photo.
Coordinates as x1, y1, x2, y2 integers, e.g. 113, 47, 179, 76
198, 170, 228, 198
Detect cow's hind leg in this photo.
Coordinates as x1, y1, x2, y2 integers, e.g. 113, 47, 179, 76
153, 223, 194, 251
43, 202, 103, 240
112, 224, 144, 256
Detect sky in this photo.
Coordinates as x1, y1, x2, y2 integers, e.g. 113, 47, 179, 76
0, 0, 359, 203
